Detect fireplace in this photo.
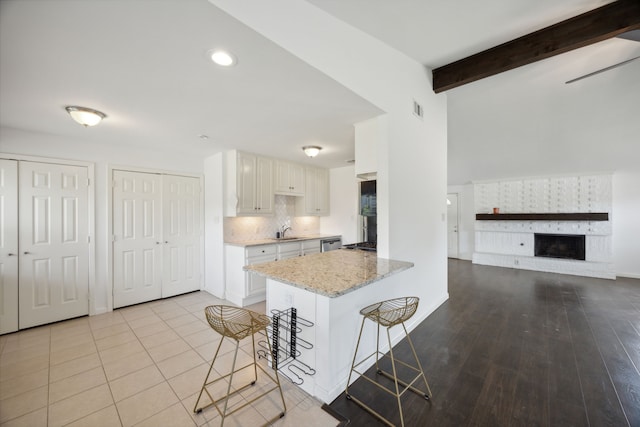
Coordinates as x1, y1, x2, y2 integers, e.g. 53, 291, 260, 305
534, 234, 585, 261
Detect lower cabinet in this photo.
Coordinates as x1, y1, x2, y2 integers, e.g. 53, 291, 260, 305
302, 239, 321, 255
278, 241, 302, 260
225, 238, 324, 307
225, 244, 277, 307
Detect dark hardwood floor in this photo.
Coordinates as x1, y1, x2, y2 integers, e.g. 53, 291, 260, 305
328, 259, 640, 426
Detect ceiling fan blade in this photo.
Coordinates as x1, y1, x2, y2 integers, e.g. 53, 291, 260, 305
616, 29, 640, 42
565, 55, 640, 84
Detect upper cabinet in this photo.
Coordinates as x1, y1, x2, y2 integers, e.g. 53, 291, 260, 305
225, 150, 274, 216
296, 166, 329, 216
274, 160, 305, 196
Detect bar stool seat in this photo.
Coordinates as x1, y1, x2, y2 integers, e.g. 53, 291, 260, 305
346, 297, 431, 427
194, 305, 286, 427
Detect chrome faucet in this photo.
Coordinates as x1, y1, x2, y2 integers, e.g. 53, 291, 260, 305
281, 225, 291, 238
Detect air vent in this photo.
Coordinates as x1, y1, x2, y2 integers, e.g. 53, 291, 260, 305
413, 99, 424, 119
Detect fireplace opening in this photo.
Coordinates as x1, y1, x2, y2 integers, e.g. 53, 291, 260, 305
534, 234, 585, 260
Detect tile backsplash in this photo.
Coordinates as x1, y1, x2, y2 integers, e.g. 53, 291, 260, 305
224, 195, 320, 241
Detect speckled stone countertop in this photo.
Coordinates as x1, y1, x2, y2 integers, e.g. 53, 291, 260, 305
244, 249, 414, 298
225, 234, 341, 247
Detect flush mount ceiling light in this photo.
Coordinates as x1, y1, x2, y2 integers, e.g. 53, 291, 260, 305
209, 49, 237, 67
65, 106, 106, 127
302, 146, 322, 158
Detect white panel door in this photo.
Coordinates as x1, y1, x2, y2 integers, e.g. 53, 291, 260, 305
113, 171, 162, 308
447, 193, 459, 258
162, 175, 201, 298
19, 161, 89, 329
0, 159, 19, 334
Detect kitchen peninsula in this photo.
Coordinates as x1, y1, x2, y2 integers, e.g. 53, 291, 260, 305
244, 249, 414, 403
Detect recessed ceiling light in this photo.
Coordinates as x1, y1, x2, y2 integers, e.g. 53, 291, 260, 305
198, 134, 209, 140
209, 49, 237, 67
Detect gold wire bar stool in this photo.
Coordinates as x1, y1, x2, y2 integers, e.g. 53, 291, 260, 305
345, 297, 432, 427
193, 305, 286, 426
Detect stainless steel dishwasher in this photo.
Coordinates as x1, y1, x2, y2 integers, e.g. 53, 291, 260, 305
321, 237, 342, 252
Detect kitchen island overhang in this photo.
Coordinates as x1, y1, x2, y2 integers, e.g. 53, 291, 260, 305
243, 249, 424, 403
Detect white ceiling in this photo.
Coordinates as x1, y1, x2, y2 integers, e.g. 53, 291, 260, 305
308, 0, 640, 184
307, 0, 618, 68
0, 0, 382, 168
1, 0, 638, 175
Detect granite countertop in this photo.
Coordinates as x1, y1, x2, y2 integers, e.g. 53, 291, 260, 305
225, 234, 341, 247
243, 249, 414, 298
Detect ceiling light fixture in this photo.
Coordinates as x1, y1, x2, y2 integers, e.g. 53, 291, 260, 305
302, 146, 322, 158
209, 49, 237, 67
65, 106, 106, 127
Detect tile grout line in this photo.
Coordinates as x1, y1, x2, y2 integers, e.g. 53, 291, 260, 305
87, 316, 124, 427
121, 303, 191, 427
1, 293, 326, 427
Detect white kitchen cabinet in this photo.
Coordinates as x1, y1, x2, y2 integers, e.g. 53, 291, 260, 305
296, 166, 329, 216
225, 238, 333, 306
274, 160, 304, 196
225, 244, 278, 307
302, 239, 321, 255
278, 241, 302, 259
225, 150, 274, 216
246, 246, 278, 300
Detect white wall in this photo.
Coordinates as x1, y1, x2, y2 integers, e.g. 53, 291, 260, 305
613, 171, 640, 279
321, 165, 359, 244
447, 184, 475, 260
210, 0, 449, 324
0, 126, 204, 313
446, 46, 640, 278
203, 153, 226, 297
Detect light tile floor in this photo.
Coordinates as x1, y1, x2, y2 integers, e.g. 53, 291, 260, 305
0, 292, 339, 427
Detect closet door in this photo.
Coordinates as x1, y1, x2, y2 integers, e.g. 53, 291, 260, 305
0, 159, 19, 334
162, 175, 201, 297
113, 171, 162, 308
19, 161, 89, 329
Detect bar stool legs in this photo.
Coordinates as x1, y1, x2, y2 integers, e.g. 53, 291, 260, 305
194, 305, 286, 427
345, 297, 431, 427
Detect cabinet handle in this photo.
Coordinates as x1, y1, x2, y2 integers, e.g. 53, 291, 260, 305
23, 251, 31, 255
156, 242, 161, 245
164, 241, 168, 244
8, 253, 16, 256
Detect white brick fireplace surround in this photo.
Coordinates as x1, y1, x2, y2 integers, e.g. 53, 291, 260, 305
472, 174, 614, 279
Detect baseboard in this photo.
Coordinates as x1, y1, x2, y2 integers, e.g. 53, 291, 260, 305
616, 272, 640, 280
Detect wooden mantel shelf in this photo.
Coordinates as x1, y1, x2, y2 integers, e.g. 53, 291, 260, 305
475, 213, 609, 221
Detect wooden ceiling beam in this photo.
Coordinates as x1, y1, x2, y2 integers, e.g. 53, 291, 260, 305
432, 0, 640, 93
